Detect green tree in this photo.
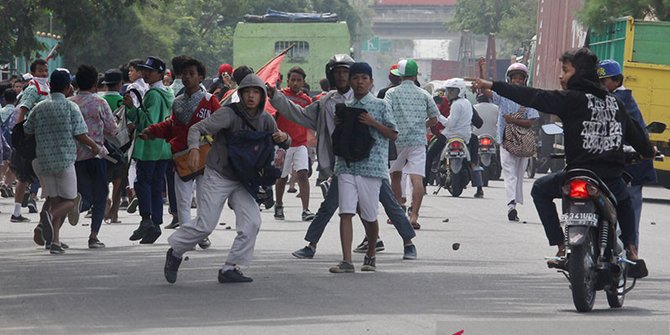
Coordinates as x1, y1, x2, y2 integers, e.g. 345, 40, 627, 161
449, 0, 537, 55
578, 0, 670, 29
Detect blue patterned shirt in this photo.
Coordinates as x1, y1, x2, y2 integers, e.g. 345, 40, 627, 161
334, 92, 397, 179
384, 80, 439, 147
492, 92, 539, 144
24, 93, 88, 174
17, 84, 48, 117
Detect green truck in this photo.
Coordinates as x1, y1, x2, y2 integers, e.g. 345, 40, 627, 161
589, 17, 670, 189
233, 20, 351, 91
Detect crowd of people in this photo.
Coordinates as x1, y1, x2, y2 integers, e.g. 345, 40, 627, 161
0, 46, 656, 283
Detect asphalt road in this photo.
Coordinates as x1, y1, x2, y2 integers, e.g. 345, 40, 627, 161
1, 175, 669, 335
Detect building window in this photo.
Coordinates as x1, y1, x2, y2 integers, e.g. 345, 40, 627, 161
275, 41, 309, 63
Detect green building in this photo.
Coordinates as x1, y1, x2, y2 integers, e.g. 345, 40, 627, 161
233, 21, 351, 90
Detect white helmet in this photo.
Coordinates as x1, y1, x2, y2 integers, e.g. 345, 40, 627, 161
506, 63, 529, 85
444, 78, 467, 99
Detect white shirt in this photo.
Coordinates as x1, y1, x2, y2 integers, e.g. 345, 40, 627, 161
126, 78, 149, 108
439, 98, 473, 143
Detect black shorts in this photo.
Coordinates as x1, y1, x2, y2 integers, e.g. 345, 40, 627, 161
106, 162, 129, 182
10, 150, 36, 183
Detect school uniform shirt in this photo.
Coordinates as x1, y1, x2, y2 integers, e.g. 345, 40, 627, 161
383, 80, 439, 148
125, 78, 149, 108
491, 77, 654, 180
276, 87, 312, 147
147, 89, 221, 153
69, 91, 117, 161
99, 91, 124, 111
24, 93, 88, 174
492, 92, 539, 144
17, 82, 48, 117
334, 92, 397, 179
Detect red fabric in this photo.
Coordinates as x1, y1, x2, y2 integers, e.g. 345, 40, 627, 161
431, 97, 451, 136
220, 54, 287, 117
147, 94, 221, 153
276, 87, 311, 147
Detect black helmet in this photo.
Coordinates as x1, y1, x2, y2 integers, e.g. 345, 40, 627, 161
325, 54, 355, 88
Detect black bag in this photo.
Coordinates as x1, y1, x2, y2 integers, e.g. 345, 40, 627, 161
11, 121, 36, 161
332, 103, 374, 166
226, 103, 281, 198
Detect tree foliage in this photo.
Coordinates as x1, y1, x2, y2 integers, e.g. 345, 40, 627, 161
578, 0, 670, 29
449, 0, 537, 55
1, 0, 364, 76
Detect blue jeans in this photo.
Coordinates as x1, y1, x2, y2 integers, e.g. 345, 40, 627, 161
531, 172, 636, 247
628, 184, 643, 248
304, 177, 416, 244
135, 160, 169, 225
165, 161, 177, 216
75, 158, 108, 233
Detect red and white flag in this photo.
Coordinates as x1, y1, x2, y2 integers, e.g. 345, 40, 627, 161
45, 43, 60, 62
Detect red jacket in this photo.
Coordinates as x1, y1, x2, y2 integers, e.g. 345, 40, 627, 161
147, 93, 221, 153
276, 88, 312, 147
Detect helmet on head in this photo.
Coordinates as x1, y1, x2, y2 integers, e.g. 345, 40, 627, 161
325, 54, 355, 88
506, 63, 529, 85
444, 78, 467, 100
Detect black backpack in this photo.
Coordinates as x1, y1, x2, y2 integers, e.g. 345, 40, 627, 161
331, 103, 374, 167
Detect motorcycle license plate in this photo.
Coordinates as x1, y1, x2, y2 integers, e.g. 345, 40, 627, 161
561, 212, 598, 227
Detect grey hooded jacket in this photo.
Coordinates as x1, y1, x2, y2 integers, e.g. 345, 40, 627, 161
187, 74, 290, 180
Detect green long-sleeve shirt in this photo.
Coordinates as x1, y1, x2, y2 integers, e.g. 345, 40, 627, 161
127, 86, 174, 161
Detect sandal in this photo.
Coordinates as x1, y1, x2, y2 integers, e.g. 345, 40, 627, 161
411, 221, 421, 230
547, 248, 567, 270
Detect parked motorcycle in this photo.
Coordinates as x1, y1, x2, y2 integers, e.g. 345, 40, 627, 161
542, 122, 666, 312
434, 137, 470, 197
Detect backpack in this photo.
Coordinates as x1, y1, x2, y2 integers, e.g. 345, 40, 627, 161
226, 103, 281, 198
11, 121, 36, 161
331, 103, 374, 166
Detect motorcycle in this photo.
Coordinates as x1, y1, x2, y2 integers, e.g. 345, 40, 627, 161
434, 137, 470, 197
473, 102, 501, 183
542, 122, 666, 312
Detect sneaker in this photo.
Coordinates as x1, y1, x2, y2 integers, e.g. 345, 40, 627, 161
474, 190, 484, 198
140, 225, 162, 244
329, 261, 355, 273
0, 186, 8, 198
403, 244, 417, 260
218, 268, 253, 283
361, 255, 376, 272
10, 215, 30, 223
126, 197, 139, 214
50, 243, 66, 255
68, 193, 82, 226
319, 180, 330, 198
88, 238, 106, 249
292, 245, 316, 259
274, 205, 285, 220
264, 197, 275, 210
508, 208, 520, 221
129, 219, 153, 241
165, 216, 180, 229
301, 209, 315, 221
198, 237, 211, 249
287, 187, 298, 193
119, 198, 129, 210
164, 248, 182, 284
6, 187, 14, 197
354, 239, 385, 253
40, 211, 54, 245
46, 241, 69, 250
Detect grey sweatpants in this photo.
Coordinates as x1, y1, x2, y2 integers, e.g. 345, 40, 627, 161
168, 167, 261, 267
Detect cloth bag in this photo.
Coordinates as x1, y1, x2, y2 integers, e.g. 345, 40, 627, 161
502, 111, 536, 157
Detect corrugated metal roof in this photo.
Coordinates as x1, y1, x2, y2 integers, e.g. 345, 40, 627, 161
533, 0, 586, 90
374, 0, 457, 6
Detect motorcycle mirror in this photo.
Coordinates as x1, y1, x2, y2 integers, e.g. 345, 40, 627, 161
542, 123, 563, 135
647, 122, 666, 134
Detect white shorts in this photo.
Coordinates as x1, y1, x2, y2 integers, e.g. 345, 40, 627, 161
281, 146, 309, 178
390, 145, 426, 177
338, 174, 381, 222
32, 160, 77, 200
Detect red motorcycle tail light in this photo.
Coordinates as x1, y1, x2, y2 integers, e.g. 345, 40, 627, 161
449, 141, 463, 149
480, 137, 492, 146
568, 180, 590, 199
